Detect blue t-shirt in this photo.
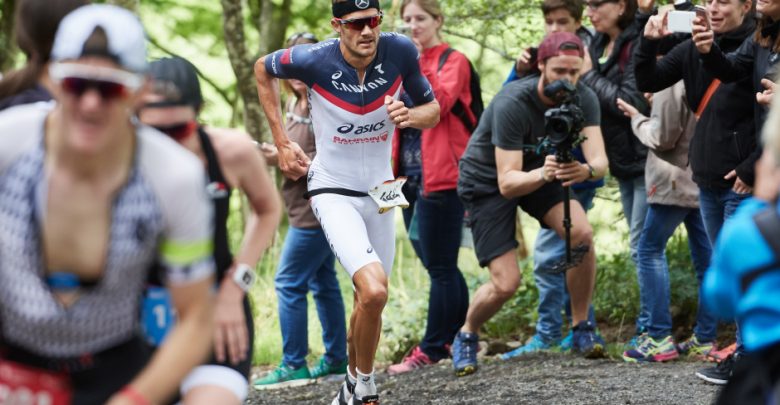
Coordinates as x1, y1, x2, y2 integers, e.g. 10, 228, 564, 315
704, 197, 780, 352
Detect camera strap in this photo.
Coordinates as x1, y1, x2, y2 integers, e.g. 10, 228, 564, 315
695, 79, 721, 120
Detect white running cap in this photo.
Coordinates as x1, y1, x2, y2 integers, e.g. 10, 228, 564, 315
51, 4, 148, 73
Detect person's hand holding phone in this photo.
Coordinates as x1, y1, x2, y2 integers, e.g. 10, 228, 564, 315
644, 13, 672, 39
692, 8, 714, 54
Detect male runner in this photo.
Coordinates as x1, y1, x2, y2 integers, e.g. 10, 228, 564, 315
254, 0, 440, 403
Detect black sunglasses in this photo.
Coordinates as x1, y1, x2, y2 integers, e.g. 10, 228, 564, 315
61, 77, 129, 100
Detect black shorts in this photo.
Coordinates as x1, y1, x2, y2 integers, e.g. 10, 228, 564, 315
1, 336, 152, 405
458, 180, 569, 267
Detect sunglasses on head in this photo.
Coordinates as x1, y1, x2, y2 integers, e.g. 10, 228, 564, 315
49, 62, 143, 101
152, 121, 197, 141
335, 13, 383, 31
287, 32, 318, 46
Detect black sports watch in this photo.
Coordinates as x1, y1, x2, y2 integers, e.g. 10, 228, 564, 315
586, 163, 596, 180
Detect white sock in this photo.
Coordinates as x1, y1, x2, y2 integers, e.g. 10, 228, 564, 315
347, 368, 357, 386
354, 368, 376, 399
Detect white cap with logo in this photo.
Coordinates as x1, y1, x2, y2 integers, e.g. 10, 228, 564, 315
51, 4, 148, 73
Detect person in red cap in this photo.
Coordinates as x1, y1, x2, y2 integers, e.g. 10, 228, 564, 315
453, 31, 609, 376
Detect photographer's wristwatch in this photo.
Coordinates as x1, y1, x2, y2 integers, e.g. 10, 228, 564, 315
231, 263, 256, 292
586, 163, 596, 180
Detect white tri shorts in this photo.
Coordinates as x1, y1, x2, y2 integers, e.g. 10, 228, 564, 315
310, 194, 395, 278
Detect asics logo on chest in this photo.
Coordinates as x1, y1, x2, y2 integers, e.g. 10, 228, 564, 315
337, 120, 385, 135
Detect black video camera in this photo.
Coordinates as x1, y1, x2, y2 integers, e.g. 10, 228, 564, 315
542, 80, 586, 163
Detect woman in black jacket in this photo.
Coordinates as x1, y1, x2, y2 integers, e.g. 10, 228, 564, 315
635, 3, 755, 244
580, 0, 649, 331
634, 0, 755, 385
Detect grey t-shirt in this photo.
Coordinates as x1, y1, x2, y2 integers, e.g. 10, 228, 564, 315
459, 75, 600, 191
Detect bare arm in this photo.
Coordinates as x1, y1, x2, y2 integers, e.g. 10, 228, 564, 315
254, 56, 309, 180
110, 278, 215, 404
495, 146, 548, 199
580, 125, 608, 180
211, 131, 283, 364
386, 96, 440, 129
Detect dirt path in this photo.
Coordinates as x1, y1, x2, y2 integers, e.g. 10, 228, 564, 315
247, 353, 720, 404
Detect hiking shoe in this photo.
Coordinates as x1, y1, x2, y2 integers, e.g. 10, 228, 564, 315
310, 356, 348, 379
560, 330, 573, 352
622, 335, 679, 363
387, 346, 436, 375
331, 374, 356, 405
676, 335, 714, 358
707, 342, 736, 363
351, 394, 380, 404
253, 362, 312, 390
571, 321, 606, 359
696, 353, 737, 385
452, 331, 479, 376
500, 334, 557, 360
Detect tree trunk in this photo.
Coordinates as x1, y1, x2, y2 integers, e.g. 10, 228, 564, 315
0, 0, 17, 73
220, 0, 265, 140
220, 0, 293, 141
107, 0, 138, 13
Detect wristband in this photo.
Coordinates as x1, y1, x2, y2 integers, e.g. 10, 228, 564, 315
586, 163, 596, 179
120, 386, 151, 405
539, 168, 551, 183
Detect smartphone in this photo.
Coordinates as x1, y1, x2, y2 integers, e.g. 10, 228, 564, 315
667, 10, 696, 33
396, 25, 412, 37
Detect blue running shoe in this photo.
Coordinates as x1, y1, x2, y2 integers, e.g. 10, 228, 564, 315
560, 330, 573, 352
572, 321, 606, 359
452, 331, 479, 377
500, 335, 556, 360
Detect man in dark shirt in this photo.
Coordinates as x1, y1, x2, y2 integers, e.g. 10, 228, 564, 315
452, 32, 609, 376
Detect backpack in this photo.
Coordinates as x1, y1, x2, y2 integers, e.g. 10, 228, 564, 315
438, 48, 483, 133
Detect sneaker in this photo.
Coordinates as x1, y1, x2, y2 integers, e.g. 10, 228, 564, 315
500, 334, 557, 360
622, 335, 679, 363
253, 362, 312, 390
560, 331, 573, 352
677, 335, 714, 358
625, 332, 648, 351
387, 346, 436, 375
696, 353, 737, 385
571, 321, 606, 359
452, 331, 479, 377
310, 356, 348, 379
331, 374, 356, 405
707, 342, 736, 363
351, 394, 380, 404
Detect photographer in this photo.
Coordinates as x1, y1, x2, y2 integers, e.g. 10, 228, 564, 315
453, 32, 608, 377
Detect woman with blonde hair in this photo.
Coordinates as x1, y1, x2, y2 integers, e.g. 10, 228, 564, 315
388, 0, 473, 375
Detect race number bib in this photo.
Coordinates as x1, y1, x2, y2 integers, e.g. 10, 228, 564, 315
0, 359, 72, 405
368, 177, 409, 214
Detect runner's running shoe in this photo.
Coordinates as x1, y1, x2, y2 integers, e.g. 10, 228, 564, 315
696, 353, 737, 385
387, 346, 435, 375
572, 321, 606, 359
331, 374, 356, 405
351, 394, 380, 404
500, 334, 557, 360
624, 327, 648, 351
452, 331, 479, 377
622, 335, 679, 362
253, 362, 312, 390
676, 335, 714, 358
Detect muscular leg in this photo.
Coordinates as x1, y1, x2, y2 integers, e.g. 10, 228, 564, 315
461, 249, 521, 334
350, 263, 388, 374
541, 200, 595, 325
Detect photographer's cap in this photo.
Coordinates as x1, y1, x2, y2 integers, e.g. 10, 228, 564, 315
51, 4, 148, 73
147, 57, 203, 110
538, 32, 584, 62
